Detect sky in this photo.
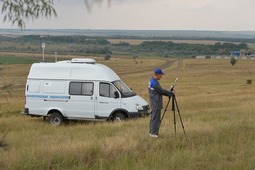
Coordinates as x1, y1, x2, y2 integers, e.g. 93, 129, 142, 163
1, 0, 255, 31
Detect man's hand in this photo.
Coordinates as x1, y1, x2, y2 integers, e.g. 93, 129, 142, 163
172, 89, 176, 94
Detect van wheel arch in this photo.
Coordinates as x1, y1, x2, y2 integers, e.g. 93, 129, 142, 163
48, 110, 65, 126
111, 110, 128, 121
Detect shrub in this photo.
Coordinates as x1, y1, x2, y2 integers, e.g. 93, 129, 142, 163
230, 57, 237, 66
104, 54, 111, 60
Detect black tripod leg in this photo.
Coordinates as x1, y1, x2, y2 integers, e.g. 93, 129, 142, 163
172, 95, 176, 136
160, 96, 171, 124
174, 96, 187, 141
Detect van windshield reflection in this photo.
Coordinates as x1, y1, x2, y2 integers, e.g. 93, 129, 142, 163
112, 80, 136, 97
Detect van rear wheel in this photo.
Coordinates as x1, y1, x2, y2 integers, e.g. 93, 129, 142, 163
49, 112, 64, 126
113, 112, 126, 121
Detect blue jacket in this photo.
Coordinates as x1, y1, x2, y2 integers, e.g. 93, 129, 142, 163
148, 77, 173, 110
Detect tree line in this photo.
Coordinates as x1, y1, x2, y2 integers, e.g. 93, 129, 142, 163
0, 35, 252, 57
135, 41, 248, 57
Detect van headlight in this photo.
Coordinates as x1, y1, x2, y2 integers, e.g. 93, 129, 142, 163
136, 104, 144, 111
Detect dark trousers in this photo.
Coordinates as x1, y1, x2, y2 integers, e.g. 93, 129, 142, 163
149, 109, 161, 135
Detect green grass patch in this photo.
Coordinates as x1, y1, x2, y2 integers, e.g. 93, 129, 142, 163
0, 56, 36, 64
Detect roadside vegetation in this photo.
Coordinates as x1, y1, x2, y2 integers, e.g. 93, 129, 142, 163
0, 54, 255, 169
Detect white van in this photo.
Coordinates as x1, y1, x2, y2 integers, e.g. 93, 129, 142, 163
23, 58, 150, 126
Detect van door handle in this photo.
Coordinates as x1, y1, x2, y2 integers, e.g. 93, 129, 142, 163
99, 102, 108, 104
91, 97, 93, 100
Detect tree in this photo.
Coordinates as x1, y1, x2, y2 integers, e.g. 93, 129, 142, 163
1, 0, 112, 30
230, 57, 237, 66
1, 0, 57, 30
104, 54, 111, 60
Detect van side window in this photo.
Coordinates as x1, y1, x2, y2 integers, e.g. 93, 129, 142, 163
99, 82, 115, 98
69, 82, 94, 96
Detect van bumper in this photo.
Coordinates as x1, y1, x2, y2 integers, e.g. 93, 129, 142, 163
22, 108, 29, 115
22, 108, 44, 118
129, 111, 149, 118
129, 105, 150, 118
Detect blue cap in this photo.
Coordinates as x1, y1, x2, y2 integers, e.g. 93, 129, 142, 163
154, 68, 165, 75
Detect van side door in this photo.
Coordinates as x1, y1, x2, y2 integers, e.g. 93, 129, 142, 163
66, 81, 95, 119
96, 82, 121, 118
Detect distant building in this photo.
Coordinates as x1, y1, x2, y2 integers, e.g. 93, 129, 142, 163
195, 56, 206, 59
195, 55, 228, 59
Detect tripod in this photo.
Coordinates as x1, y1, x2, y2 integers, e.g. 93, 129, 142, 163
160, 94, 187, 141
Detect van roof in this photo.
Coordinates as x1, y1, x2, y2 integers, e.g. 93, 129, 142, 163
28, 59, 120, 82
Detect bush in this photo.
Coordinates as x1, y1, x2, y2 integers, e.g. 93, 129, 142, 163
104, 54, 111, 60
0, 132, 8, 151
230, 57, 237, 66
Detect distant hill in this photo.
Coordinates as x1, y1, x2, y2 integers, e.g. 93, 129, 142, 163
0, 29, 255, 39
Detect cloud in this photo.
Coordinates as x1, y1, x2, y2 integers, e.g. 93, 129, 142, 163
1, 0, 255, 30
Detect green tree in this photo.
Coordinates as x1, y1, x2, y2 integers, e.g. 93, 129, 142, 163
1, 0, 57, 29
104, 54, 111, 60
1, 0, 113, 30
230, 57, 237, 66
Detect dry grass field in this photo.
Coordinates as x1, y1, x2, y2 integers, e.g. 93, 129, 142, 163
1, 55, 255, 169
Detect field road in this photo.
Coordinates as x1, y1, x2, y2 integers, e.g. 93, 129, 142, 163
119, 59, 183, 78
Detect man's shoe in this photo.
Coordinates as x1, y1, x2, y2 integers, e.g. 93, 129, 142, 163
149, 133, 158, 138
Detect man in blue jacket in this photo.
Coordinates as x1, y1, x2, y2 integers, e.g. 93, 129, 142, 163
148, 68, 174, 138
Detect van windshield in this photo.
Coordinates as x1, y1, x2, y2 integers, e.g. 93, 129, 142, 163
112, 80, 136, 97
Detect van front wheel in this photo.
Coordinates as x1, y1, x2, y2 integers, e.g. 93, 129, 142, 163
113, 112, 126, 121
49, 112, 64, 126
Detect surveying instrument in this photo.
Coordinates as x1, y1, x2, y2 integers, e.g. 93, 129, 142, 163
160, 77, 187, 141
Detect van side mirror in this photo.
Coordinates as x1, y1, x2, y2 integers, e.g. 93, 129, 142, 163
114, 91, 119, 99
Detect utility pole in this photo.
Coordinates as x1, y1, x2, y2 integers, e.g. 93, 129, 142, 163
40, 35, 46, 62
55, 52, 57, 62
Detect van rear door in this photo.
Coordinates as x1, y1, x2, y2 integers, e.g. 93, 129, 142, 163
66, 82, 95, 119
